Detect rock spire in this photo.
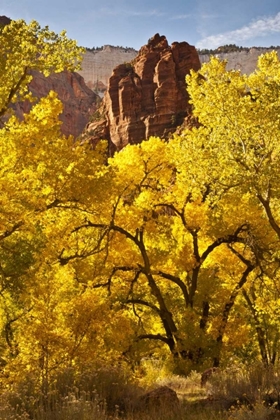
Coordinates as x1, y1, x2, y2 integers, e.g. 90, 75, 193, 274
84, 34, 201, 153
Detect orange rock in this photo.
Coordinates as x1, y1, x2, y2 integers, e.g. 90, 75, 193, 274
14, 70, 99, 138
84, 34, 201, 153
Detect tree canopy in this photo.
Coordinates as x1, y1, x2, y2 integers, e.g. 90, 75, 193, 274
1, 18, 280, 395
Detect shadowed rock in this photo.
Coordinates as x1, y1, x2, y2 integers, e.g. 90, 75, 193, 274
134, 385, 180, 414
0, 16, 11, 26
13, 70, 99, 138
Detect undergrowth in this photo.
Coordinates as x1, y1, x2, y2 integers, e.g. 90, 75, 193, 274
0, 363, 280, 419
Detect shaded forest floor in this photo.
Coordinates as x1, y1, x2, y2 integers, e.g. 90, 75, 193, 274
1, 365, 280, 419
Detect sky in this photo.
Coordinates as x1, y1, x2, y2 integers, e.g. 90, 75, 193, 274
1, 0, 280, 50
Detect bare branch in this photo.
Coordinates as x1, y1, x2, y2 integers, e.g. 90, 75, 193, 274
0, 67, 28, 117
257, 192, 280, 240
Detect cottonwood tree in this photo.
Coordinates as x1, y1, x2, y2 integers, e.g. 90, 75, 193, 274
60, 52, 280, 370
0, 19, 110, 390
183, 52, 280, 365
2, 16, 280, 387
55, 137, 259, 370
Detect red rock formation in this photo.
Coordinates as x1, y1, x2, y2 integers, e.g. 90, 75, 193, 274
14, 70, 99, 138
84, 34, 201, 152
1, 16, 99, 138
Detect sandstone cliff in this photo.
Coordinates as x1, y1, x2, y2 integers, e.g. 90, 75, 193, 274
14, 70, 99, 138
78, 44, 280, 96
199, 47, 280, 74
79, 46, 137, 96
84, 34, 201, 153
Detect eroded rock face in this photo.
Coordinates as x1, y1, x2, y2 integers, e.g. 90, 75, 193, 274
14, 70, 99, 138
1, 16, 98, 138
85, 34, 200, 152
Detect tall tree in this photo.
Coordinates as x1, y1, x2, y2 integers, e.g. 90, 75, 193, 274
62, 52, 280, 369
0, 19, 102, 389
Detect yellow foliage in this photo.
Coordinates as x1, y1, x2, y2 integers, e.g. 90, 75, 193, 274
1, 20, 280, 389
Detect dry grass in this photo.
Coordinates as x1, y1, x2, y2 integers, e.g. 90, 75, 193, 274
206, 363, 280, 409
0, 363, 280, 419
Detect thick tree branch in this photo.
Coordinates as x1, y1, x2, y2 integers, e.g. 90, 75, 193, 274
201, 224, 249, 263
156, 270, 190, 306
126, 299, 160, 314
242, 289, 269, 365
214, 261, 255, 366
0, 67, 28, 117
136, 334, 172, 346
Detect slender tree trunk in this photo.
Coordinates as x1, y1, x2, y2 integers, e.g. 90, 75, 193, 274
242, 289, 269, 366
214, 264, 255, 367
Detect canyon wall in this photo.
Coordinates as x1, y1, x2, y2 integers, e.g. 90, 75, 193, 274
78, 46, 280, 97
78, 46, 137, 96
199, 47, 280, 74
4, 13, 280, 140
13, 70, 99, 138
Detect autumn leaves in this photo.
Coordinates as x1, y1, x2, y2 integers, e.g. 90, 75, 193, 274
1, 19, 280, 391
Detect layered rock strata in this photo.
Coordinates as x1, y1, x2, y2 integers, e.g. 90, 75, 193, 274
84, 34, 201, 152
79, 46, 137, 96
199, 47, 280, 74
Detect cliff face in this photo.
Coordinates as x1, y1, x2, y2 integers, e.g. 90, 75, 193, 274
79, 45, 280, 96
199, 47, 280, 74
84, 34, 201, 152
79, 46, 137, 96
14, 70, 99, 138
